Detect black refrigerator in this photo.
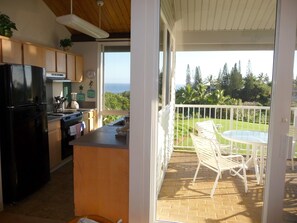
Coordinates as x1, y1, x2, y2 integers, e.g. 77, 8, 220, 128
0, 64, 50, 204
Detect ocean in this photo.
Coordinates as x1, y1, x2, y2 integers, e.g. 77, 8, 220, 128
105, 83, 130, 93
105, 83, 185, 93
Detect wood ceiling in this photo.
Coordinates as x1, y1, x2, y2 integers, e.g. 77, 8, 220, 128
172, 0, 276, 32
43, 0, 131, 39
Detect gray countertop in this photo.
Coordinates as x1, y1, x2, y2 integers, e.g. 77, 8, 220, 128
69, 126, 129, 149
47, 108, 95, 123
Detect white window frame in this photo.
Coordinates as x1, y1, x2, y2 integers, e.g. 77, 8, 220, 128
97, 41, 131, 126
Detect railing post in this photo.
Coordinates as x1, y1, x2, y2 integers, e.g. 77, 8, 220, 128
230, 107, 234, 130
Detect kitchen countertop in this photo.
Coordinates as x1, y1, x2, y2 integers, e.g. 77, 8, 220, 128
69, 125, 129, 149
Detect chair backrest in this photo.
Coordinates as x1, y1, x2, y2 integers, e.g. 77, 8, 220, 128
195, 120, 217, 140
190, 133, 220, 168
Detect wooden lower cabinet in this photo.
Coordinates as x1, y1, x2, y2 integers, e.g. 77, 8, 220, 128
48, 120, 62, 170
82, 110, 98, 134
73, 146, 129, 223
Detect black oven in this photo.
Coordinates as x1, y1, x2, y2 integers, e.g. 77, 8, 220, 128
60, 112, 83, 159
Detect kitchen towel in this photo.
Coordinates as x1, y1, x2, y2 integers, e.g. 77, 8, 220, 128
75, 123, 82, 138
69, 125, 77, 136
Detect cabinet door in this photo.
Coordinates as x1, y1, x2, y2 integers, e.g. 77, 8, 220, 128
48, 121, 62, 170
83, 112, 89, 134
0, 38, 22, 64
56, 51, 66, 73
45, 49, 56, 72
88, 111, 94, 131
23, 43, 46, 67
75, 55, 84, 82
93, 110, 98, 130
67, 53, 75, 81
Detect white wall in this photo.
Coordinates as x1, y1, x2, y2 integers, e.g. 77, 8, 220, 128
71, 42, 99, 105
0, 0, 70, 48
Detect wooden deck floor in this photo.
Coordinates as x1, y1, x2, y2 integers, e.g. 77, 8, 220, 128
157, 151, 297, 223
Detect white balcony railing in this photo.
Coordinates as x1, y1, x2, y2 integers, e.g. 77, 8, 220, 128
174, 104, 297, 156
156, 104, 297, 195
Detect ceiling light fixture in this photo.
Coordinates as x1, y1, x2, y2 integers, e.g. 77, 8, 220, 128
56, 0, 109, 39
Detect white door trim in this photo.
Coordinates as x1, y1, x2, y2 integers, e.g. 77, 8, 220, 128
129, 0, 160, 222
263, 0, 297, 222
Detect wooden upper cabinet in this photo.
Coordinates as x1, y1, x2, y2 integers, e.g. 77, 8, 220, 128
45, 49, 56, 72
0, 38, 22, 64
23, 43, 46, 68
46, 49, 66, 73
67, 53, 84, 82
56, 51, 66, 73
66, 53, 75, 81
75, 55, 83, 82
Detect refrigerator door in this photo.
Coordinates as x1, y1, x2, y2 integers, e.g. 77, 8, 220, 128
24, 65, 46, 105
0, 105, 50, 203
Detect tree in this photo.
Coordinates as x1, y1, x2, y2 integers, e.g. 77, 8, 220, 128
246, 60, 252, 76
220, 63, 231, 96
193, 66, 202, 89
186, 64, 191, 86
229, 63, 243, 98
175, 84, 198, 104
240, 73, 257, 102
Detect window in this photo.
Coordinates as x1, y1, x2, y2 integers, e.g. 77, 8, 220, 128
100, 44, 130, 125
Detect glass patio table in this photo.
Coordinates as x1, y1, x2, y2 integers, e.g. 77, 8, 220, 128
222, 130, 268, 184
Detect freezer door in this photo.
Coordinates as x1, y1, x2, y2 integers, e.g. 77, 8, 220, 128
0, 64, 46, 107
25, 65, 46, 104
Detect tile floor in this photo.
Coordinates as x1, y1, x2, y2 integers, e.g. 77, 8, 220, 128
0, 159, 75, 223
156, 151, 297, 223
0, 151, 296, 223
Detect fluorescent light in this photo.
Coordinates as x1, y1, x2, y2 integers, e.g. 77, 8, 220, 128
56, 14, 109, 39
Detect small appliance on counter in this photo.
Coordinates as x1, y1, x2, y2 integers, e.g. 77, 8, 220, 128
70, 92, 79, 109
115, 115, 130, 138
53, 96, 67, 112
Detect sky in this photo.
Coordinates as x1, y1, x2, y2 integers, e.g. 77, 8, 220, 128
175, 51, 275, 85
104, 50, 297, 85
104, 52, 131, 84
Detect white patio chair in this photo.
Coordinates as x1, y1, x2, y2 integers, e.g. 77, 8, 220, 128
190, 133, 248, 198
195, 120, 231, 154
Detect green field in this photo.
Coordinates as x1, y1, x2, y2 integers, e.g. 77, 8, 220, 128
174, 118, 269, 151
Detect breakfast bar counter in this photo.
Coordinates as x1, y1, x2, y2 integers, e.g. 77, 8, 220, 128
69, 125, 128, 149
69, 125, 129, 223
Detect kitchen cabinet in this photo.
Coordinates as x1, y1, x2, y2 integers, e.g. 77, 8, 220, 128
71, 126, 129, 223
45, 49, 66, 73
57, 51, 67, 73
48, 120, 62, 171
82, 112, 89, 135
82, 110, 98, 134
67, 53, 83, 82
73, 144, 129, 223
23, 42, 46, 67
0, 38, 22, 64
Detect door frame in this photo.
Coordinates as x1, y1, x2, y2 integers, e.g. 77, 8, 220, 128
263, 0, 297, 222
129, 0, 297, 222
